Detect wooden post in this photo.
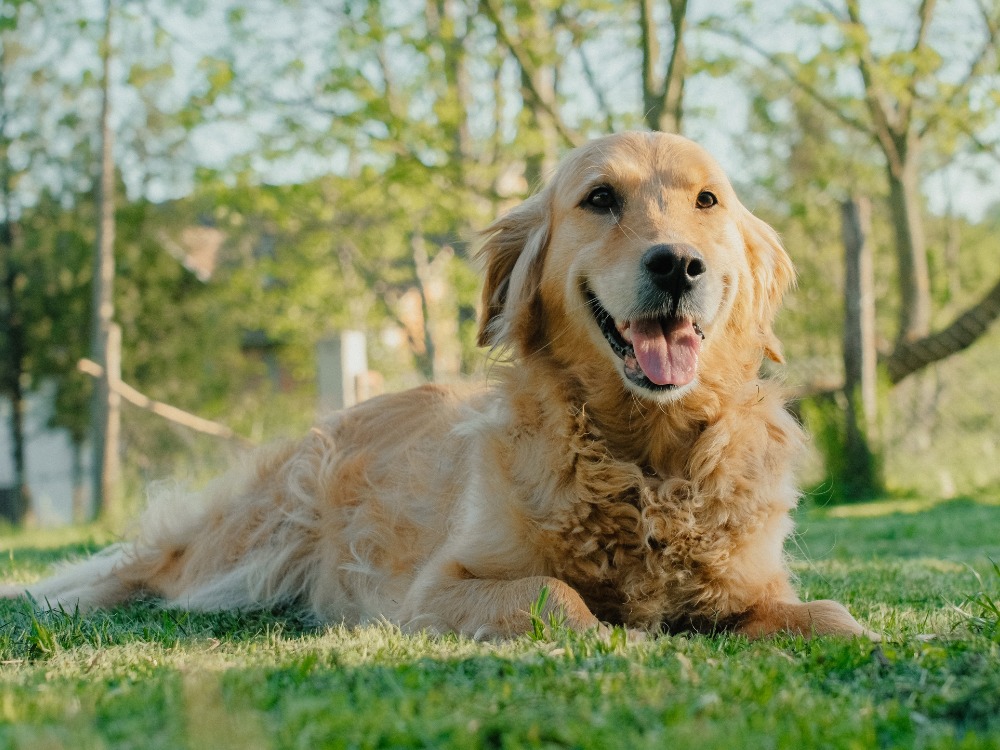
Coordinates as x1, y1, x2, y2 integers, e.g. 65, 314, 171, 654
91, 323, 122, 519
841, 197, 882, 498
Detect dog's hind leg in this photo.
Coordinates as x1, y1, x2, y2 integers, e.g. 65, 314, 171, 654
0, 478, 231, 613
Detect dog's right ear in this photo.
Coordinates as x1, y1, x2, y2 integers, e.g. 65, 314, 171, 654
475, 191, 551, 350
739, 208, 796, 363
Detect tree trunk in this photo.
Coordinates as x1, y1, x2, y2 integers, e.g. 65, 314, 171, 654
639, 0, 661, 127
518, 6, 559, 187
0, 57, 29, 522
411, 233, 436, 381
91, 323, 122, 520
89, 0, 120, 520
428, 0, 471, 166
640, 0, 688, 133
841, 198, 882, 499
71, 436, 87, 524
0, 223, 30, 524
886, 141, 932, 343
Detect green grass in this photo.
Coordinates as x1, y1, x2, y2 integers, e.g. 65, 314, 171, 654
1, 497, 999, 749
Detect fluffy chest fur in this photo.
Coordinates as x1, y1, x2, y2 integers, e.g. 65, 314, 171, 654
489, 368, 804, 632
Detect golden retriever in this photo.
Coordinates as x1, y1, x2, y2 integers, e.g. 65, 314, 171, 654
3, 132, 871, 639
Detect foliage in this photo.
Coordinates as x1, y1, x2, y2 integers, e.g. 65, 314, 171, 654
0, 0, 998, 514
0, 498, 999, 747
721, 1, 1000, 362
13, 192, 95, 441
799, 394, 852, 501
707, 1, 1000, 499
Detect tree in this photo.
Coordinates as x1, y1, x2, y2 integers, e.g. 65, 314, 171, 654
641, 0, 688, 133
0, 164, 28, 522
18, 191, 94, 519
710, 0, 1000, 382
89, 0, 120, 520
205, 0, 697, 385
0, 3, 33, 522
0, 0, 101, 522
708, 0, 1000, 498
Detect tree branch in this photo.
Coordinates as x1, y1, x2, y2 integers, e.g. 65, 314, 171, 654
704, 23, 873, 137
899, 0, 937, 127
844, 0, 907, 171
479, 0, 583, 148
954, 121, 1000, 166
885, 275, 1000, 383
917, 1, 999, 139
554, 7, 615, 133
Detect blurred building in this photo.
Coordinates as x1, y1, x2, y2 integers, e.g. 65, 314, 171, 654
0, 380, 88, 526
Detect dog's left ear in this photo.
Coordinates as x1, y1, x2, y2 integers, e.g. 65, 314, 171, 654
475, 191, 551, 350
740, 210, 796, 363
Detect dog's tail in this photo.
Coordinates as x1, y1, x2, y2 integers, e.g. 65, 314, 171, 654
2, 437, 325, 616
0, 543, 135, 611
0, 475, 215, 613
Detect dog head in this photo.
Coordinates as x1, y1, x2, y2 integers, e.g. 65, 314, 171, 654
477, 132, 794, 404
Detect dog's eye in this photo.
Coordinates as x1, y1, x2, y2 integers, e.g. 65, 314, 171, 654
582, 185, 619, 212
695, 190, 718, 209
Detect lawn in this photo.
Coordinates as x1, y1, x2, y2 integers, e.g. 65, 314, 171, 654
0, 496, 998, 750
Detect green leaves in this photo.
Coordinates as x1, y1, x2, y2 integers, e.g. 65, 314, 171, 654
197, 56, 235, 104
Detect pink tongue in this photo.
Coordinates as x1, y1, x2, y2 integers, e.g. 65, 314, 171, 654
630, 318, 701, 387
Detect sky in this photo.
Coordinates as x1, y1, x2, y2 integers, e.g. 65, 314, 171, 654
48, 0, 1000, 222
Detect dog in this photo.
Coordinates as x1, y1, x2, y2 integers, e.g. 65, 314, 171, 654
2, 132, 872, 639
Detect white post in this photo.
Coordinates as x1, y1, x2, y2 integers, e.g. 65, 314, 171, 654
317, 331, 369, 413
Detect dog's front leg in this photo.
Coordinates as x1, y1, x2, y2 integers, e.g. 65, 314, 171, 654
737, 598, 879, 640
399, 560, 600, 639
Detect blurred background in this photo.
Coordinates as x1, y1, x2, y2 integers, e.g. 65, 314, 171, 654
0, 0, 997, 527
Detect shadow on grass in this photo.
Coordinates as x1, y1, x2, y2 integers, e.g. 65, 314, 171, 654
4, 615, 997, 749
0, 595, 321, 663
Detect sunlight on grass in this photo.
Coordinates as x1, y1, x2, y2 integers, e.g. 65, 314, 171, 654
183, 669, 270, 750
822, 493, 1000, 519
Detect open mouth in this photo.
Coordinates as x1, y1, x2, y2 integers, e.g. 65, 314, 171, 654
585, 288, 704, 392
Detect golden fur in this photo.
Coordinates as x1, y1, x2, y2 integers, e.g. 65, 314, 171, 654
3, 132, 872, 639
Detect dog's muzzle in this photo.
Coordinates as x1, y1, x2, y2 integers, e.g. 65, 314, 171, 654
587, 243, 708, 392
586, 289, 704, 392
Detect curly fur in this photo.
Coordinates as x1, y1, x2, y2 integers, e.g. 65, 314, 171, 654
3, 132, 873, 640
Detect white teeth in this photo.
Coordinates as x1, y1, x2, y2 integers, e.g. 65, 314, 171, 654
619, 322, 632, 343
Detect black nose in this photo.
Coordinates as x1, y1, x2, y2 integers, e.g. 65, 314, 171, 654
642, 243, 706, 294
